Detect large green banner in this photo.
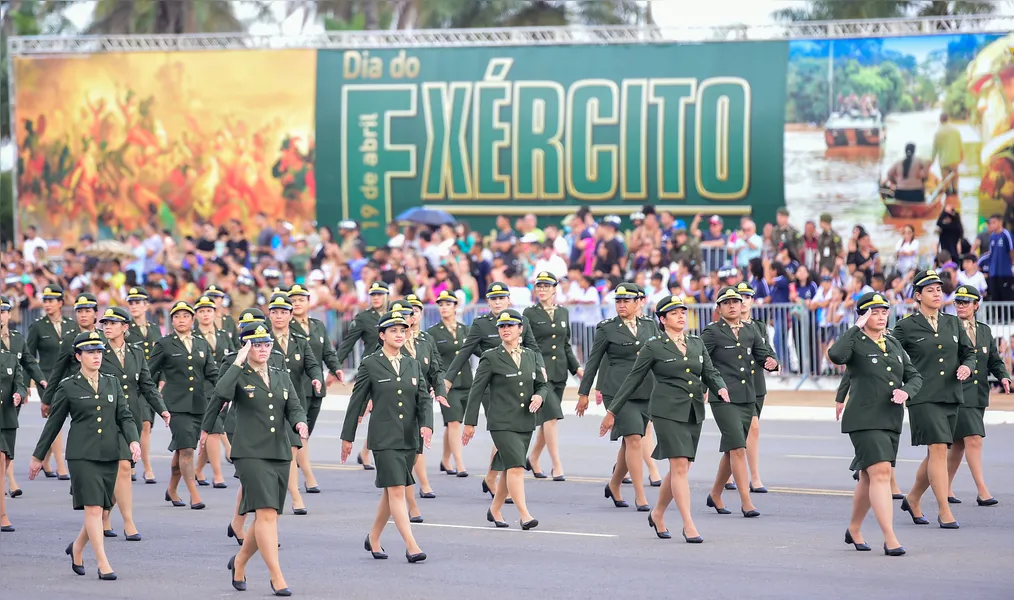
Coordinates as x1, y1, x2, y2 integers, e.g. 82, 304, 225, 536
315, 42, 789, 246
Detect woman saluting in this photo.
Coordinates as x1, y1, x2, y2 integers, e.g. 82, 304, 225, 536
203, 324, 309, 595
340, 311, 434, 563
828, 292, 922, 556
463, 309, 549, 530
524, 272, 582, 481
601, 295, 728, 542
29, 332, 142, 581
427, 290, 471, 476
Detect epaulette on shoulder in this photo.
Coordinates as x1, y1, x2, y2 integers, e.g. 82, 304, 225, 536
481, 346, 500, 356
268, 364, 284, 372
99, 372, 117, 380
64, 375, 77, 383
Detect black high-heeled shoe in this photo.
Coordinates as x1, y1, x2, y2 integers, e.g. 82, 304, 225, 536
228, 555, 247, 591
131, 474, 137, 482
724, 482, 737, 490
364, 534, 388, 559
706, 495, 731, 515
144, 477, 157, 484
520, 518, 539, 531
97, 569, 117, 581
844, 529, 871, 551
406, 550, 427, 563
292, 506, 307, 516
947, 496, 961, 504
892, 493, 904, 500
66, 542, 85, 576
0, 524, 14, 532
636, 504, 651, 512
190, 502, 206, 510
357, 455, 375, 471
103, 529, 118, 538
439, 462, 457, 476
682, 529, 704, 544
604, 483, 628, 508
213, 482, 228, 489
481, 480, 494, 499
305, 485, 320, 494
647, 514, 670, 539
487, 508, 509, 528
741, 508, 761, 518
196, 478, 210, 487
58, 474, 71, 481
900, 497, 929, 525
937, 516, 959, 529
124, 533, 142, 542
270, 581, 292, 596
750, 485, 768, 494
10, 488, 23, 498
43, 468, 57, 478
164, 491, 185, 507
883, 543, 906, 557
419, 490, 436, 499
456, 470, 469, 478
977, 496, 999, 506
649, 479, 662, 487
410, 515, 424, 524
227, 523, 244, 546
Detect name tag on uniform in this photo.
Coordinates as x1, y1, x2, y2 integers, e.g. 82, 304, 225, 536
622, 342, 634, 346
664, 358, 678, 363
506, 373, 518, 378
379, 378, 392, 383
914, 337, 926, 343
171, 353, 182, 357
535, 321, 548, 325
724, 345, 735, 349
487, 334, 499, 338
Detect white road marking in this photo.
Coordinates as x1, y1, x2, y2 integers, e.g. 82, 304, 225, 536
406, 522, 617, 538
785, 454, 922, 463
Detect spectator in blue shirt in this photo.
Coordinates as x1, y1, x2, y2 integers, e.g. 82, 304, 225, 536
987, 214, 1014, 301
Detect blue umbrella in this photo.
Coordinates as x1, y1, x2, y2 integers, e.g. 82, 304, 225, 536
395, 207, 457, 227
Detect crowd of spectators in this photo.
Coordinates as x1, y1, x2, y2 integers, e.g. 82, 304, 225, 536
4, 202, 1014, 378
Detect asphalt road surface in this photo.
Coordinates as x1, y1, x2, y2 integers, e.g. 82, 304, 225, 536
1, 410, 1012, 599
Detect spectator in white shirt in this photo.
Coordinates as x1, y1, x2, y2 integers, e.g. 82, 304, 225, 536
566, 268, 601, 324
957, 253, 988, 295
894, 225, 920, 275
531, 242, 568, 284
507, 268, 533, 307
21, 226, 47, 264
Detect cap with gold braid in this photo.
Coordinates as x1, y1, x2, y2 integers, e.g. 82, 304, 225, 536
99, 306, 130, 323
953, 285, 981, 302
496, 309, 523, 326
287, 284, 311, 298
486, 282, 510, 299
735, 282, 755, 297
0, 295, 11, 311
377, 311, 409, 330
194, 295, 217, 310
404, 294, 424, 308
389, 301, 412, 316
74, 331, 106, 352
74, 293, 98, 310
267, 294, 294, 311
203, 285, 226, 298
614, 283, 638, 299
913, 269, 943, 290
126, 286, 149, 301
435, 290, 459, 304
534, 271, 559, 286
856, 292, 891, 314
368, 281, 390, 296
715, 286, 744, 304
237, 308, 266, 326
42, 284, 65, 300
655, 295, 687, 316
240, 323, 273, 344
169, 301, 195, 316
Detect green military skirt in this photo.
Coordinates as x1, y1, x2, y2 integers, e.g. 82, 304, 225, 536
711, 402, 755, 452
490, 430, 533, 471
67, 459, 118, 510
372, 448, 416, 488
953, 406, 986, 440
537, 382, 566, 425
167, 412, 202, 451
606, 396, 650, 441
440, 388, 469, 425
306, 398, 323, 435
233, 457, 290, 515
848, 429, 900, 471
0, 428, 15, 459
755, 395, 766, 418
651, 415, 702, 462
908, 402, 959, 446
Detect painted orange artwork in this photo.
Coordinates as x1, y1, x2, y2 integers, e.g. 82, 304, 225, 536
14, 50, 317, 247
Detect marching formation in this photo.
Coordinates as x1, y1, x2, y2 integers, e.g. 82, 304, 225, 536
0, 268, 1008, 594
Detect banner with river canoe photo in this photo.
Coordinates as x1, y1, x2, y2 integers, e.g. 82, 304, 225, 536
10, 33, 1014, 253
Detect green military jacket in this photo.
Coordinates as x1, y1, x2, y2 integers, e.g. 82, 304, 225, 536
465, 345, 549, 433
195, 327, 236, 399
578, 316, 655, 399
27, 315, 79, 376
0, 350, 28, 431
817, 229, 843, 272
148, 333, 219, 415
334, 307, 384, 363
828, 326, 923, 434
341, 352, 434, 451
41, 328, 101, 406
427, 320, 473, 390
126, 320, 161, 360
217, 314, 238, 340
522, 304, 580, 384
700, 319, 773, 404
741, 318, 773, 396
960, 320, 1010, 408
33, 372, 139, 462
206, 363, 307, 461
892, 312, 975, 406
404, 331, 446, 398
292, 317, 342, 399
101, 341, 166, 424
442, 312, 542, 384
609, 334, 726, 424
269, 328, 323, 410
3, 329, 46, 389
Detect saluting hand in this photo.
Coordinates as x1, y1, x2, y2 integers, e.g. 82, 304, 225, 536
529, 394, 543, 413
28, 457, 43, 481
855, 310, 871, 330
235, 341, 252, 365
1002, 378, 1011, 394
312, 379, 322, 394
340, 440, 353, 463
891, 389, 908, 405
129, 442, 141, 463
161, 411, 171, 427
421, 427, 433, 449
717, 388, 731, 403
576, 395, 589, 417
956, 365, 971, 381
599, 412, 615, 437
296, 422, 309, 440
13, 393, 22, 407
835, 402, 844, 421
359, 400, 373, 424
461, 425, 475, 446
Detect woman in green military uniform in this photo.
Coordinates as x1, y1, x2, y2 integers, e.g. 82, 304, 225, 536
203, 324, 309, 595
729, 281, 773, 493
194, 295, 236, 488
203, 285, 238, 339
463, 309, 549, 530
289, 283, 345, 494
428, 290, 471, 477
601, 295, 729, 542
946, 285, 1010, 506
124, 286, 162, 482
148, 301, 220, 510
892, 270, 975, 529
266, 294, 322, 515
838, 371, 906, 500
0, 328, 28, 533
335, 280, 390, 470
341, 311, 434, 563
97, 307, 169, 540
29, 332, 141, 580
576, 284, 656, 511
701, 287, 778, 517
828, 292, 922, 556
1, 294, 46, 498
523, 271, 581, 481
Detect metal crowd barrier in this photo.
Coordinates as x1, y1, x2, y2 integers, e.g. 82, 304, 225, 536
13, 301, 1014, 387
